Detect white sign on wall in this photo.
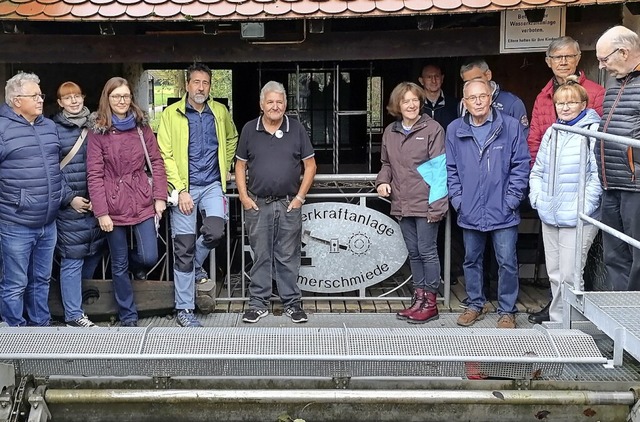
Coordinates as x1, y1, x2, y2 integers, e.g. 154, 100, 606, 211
500, 8, 566, 54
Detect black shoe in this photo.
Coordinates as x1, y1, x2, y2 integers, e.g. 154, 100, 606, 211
528, 301, 550, 324
131, 268, 147, 281
285, 306, 308, 323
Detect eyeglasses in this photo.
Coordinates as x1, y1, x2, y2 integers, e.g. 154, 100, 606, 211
555, 101, 583, 108
109, 94, 132, 103
463, 94, 490, 103
547, 54, 580, 63
60, 94, 85, 102
16, 93, 45, 101
597, 48, 621, 64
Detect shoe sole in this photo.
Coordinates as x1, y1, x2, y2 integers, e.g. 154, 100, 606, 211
242, 310, 269, 323
456, 313, 485, 327
407, 315, 439, 324
290, 317, 308, 323
66, 324, 96, 328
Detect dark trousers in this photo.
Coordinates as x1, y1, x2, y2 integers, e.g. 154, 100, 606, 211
600, 189, 640, 291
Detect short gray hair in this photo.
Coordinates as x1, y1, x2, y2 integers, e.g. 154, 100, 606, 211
260, 81, 286, 103
547, 36, 581, 56
608, 26, 640, 52
462, 79, 491, 98
5, 72, 40, 106
460, 59, 490, 78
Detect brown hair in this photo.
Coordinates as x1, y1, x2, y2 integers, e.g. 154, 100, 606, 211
386, 82, 425, 118
553, 74, 588, 103
95, 77, 146, 129
57, 81, 83, 99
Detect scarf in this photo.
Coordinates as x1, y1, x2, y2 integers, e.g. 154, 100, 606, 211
63, 106, 90, 128
112, 112, 136, 131
558, 109, 587, 126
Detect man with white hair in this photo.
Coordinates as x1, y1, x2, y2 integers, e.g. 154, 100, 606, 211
235, 81, 316, 324
0, 72, 63, 326
595, 26, 640, 291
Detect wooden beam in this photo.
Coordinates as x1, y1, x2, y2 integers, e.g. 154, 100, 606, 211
0, 21, 613, 64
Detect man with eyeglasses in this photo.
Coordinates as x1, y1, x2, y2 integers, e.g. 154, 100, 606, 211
594, 26, 640, 292
157, 63, 239, 327
526, 36, 605, 324
528, 36, 605, 167
0, 72, 63, 326
446, 79, 530, 328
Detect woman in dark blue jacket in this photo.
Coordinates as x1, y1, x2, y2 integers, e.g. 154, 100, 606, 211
54, 82, 105, 327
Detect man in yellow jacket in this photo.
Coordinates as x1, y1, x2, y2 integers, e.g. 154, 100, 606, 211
157, 63, 238, 327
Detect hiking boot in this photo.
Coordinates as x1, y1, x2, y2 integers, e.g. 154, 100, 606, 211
120, 320, 138, 327
457, 308, 484, 327
242, 308, 269, 323
176, 309, 203, 327
497, 314, 517, 329
407, 291, 439, 324
397, 288, 425, 320
285, 306, 308, 323
66, 314, 96, 328
528, 301, 550, 324
195, 267, 209, 284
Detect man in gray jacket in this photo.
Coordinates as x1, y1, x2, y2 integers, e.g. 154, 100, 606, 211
595, 26, 640, 291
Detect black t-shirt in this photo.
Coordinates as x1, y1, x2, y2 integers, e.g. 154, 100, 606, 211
236, 115, 315, 197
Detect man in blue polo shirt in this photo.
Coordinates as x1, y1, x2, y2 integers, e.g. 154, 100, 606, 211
235, 81, 317, 324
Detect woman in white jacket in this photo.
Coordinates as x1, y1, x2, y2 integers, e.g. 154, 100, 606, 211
529, 75, 602, 323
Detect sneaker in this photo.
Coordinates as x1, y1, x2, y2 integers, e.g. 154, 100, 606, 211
284, 306, 308, 323
242, 308, 269, 323
176, 309, 203, 327
497, 314, 517, 329
457, 308, 484, 327
459, 297, 470, 309
120, 320, 138, 327
66, 314, 96, 328
195, 267, 209, 284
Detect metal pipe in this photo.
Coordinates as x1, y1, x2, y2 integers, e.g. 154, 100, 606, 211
551, 123, 640, 148
44, 389, 637, 406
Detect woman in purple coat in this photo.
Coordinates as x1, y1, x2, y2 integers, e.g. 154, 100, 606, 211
87, 77, 167, 327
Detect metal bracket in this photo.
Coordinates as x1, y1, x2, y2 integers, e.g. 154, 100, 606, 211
27, 386, 50, 422
513, 379, 531, 391
332, 377, 350, 389
0, 387, 13, 421
628, 393, 640, 422
153, 376, 171, 389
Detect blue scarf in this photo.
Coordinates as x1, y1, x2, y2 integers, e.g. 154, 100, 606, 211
558, 109, 587, 126
112, 112, 136, 131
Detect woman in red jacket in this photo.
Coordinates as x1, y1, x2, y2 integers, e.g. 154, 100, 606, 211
87, 77, 167, 327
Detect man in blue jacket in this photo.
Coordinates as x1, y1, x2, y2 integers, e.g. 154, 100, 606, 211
446, 79, 530, 328
0, 72, 63, 326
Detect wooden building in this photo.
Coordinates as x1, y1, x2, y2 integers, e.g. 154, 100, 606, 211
0, 0, 638, 173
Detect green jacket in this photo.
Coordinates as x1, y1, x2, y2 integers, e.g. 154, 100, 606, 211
157, 96, 238, 193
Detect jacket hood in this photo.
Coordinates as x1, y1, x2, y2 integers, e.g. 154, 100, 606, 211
0, 102, 44, 125
574, 108, 601, 128
88, 111, 149, 134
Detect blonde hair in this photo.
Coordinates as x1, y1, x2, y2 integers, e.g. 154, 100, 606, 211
553, 75, 588, 103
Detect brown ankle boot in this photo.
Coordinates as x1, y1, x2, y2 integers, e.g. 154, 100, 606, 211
396, 288, 425, 320
407, 291, 439, 323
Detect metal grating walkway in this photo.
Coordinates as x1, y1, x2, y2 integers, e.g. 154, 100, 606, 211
566, 291, 640, 366
0, 323, 606, 380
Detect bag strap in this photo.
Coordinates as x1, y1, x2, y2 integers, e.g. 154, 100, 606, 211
60, 128, 88, 170
136, 127, 153, 177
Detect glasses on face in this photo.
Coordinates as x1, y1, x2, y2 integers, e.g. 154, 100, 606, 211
60, 94, 85, 102
555, 101, 583, 108
464, 94, 490, 103
547, 54, 580, 63
597, 48, 621, 64
109, 94, 132, 103
17, 93, 45, 101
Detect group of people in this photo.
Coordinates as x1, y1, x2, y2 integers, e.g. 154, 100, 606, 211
0, 63, 315, 328
380, 25, 640, 329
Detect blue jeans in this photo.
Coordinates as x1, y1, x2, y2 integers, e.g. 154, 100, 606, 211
399, 217, 441, 292
105, 218, 158, 323
60, 252, 103, 322
462, 226, 519, 315
0, 221, 57, 326
170, 182, 227, 310
244, 197, 302, 309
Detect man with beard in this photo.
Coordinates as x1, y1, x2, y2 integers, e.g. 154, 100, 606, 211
157, 63, 238, 327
